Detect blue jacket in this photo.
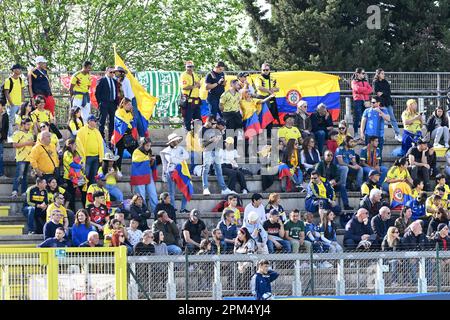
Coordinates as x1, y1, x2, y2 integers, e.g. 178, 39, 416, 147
251, 270, 279, 300
406, 199, 426, 221
344, 216, 373, 243
71, 223, 95, 247
38, 238, 69, 248
217, 220, 238, 242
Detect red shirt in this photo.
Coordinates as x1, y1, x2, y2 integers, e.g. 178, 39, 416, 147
87, 204, 109, 226
326, 140, 338, 155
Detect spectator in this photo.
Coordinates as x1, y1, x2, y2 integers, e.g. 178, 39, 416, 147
263, 209, 291, 253
383, 157, 413, 193
219, 136, 249, 193
15, 101, 33, 133
129, 194, 151, 232
186, 119, 204, 173
79, 231, 102, 247
76, 115, 104, 186
29, 131, 59, 181
43, 209, 64, 240
426, 145, 438, 178
265, 193, 287, 223
23, 177, 48, 234
305, 171, 341, 216
282, 138, 305, 191
430, 224, 450, 252
371, 206, 394, 246
336, 120, 350, 147
278, 113, 301, 145
86, 191, 110, 236
372, 68, 402, 142
406, 191, 427, 221
38, 121, 59, 154
360, 188, 385, 220
309, 103, 333, 154
28, 56, 54, 115
351, 68, 372, 140
407, 138, 431, 191
361, 170, 381, 198
110, 230, 133, 254
217, 209, 238, 252
217, 194, 244, 225
294, 100, 312, 140
318, 209, 343, 253
103, 218, 127, 248
12, 118, 34, 198
243, 211, 269, 254
435, 174, 450, 201
67, 106, 84, 138
153, 231, 168, 255
86, 172, 111, 209
284, 210, 309, 253
234, 227, 257, 294
316, 150, 352, 211
0, 106, 7, 178
427, 208, 448, 238
71, 209, 95, 247
220, 79, 242, 133
300, 136, 321, 176
29, 97, 54, 137
38, 227, 69, 248
243, 193, 266, 224
304, 212, 328, 254
401, 220, 429, 250
98, 152, 123, 204
46, 177, 69, 205
95, 67, 119, 140
161, 133, 190, 212
69, 61, 92, 123
445, 148, 450, 179
113, 98, 138, 170
46, 192, 70, 231
182, 209, 208, 254
360, 96, 390, 152
237, 72, 255, 96
427, 105, 449, 148
325, 130, 339, 155
381, 226, 402, 286
133, 230, 155, 255
62, 138, 87, 211
395, 206, 413, 237
411, 179, 425, 199
336, 136, 363, 191
210, 228, 225, 254
154, 192, 176, 221
401, 99, 424, 156
360, 136, 388, 182
205, 61, 227, 117
152, 210, 182, 255
127, 219, 143, 247
251, 259, 279, 301
344, 208, 374, 250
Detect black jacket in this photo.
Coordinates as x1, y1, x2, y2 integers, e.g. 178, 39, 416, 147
400, 230, 429, 250
426, 114, 449, 134
359, 196, 386, 219
427, 217, 449, 237
344, 215, 373, 243
130, 204, 151, 232
430, 233, 450, 251
95, 76, 118, 103
372, 79, 393, 107
0, 112, 9, 142
154, 202, 177, 223
371, 214, 394, 243
315, 161, 340, 183
381, 235, 400, 251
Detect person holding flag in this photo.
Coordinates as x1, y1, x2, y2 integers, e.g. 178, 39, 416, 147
111, 97, 138, 170
240, 89, 275, 140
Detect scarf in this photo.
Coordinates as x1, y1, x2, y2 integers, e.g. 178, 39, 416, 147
366, 144, 379, 167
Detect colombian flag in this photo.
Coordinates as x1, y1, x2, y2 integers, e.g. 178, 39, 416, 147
259, 102, 274, 129
278, 163, 292, 191
68, 155, 87, 186
114, 48, 159, 136
389, 182, 413, 209
111, 114, 138, 146
244, 112, 262, 140
130, 148, 151, 186
171, 161, 194, 201
250, 71, 340, 125
201, 100, 210, 123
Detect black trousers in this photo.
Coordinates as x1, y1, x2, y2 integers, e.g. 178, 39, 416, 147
182, 101, 201, 131
116, 136, 137, 170
222, 111, 243, 130
65, 179, 87, 212
221, 164, 248, 192
99, 101, 118, 140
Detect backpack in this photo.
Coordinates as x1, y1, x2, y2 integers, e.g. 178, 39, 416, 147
0, 77, 22, 106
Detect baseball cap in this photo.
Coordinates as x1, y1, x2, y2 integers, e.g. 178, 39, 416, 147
248, 211, 259, 222
238, 72, 249, 78
10, 64, 25, 71
35, 56, 47, 64
185, 60, 194, 67
87, 115, 97, 122
269, 209, 279, 216
369, 170, 381, 177
438, 223, 448, 232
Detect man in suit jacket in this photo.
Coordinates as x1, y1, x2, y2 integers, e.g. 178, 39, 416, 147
95, 67, 118, 140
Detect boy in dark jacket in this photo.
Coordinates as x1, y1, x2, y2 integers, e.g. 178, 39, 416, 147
251, 259, 279, 300
0, 103, 9, 178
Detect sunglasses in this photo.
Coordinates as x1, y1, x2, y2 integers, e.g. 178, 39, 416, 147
263, 69, 270, 71
338, 127, 346, 130
186, 66, 194, 68
371, 101, 377, 103
325, 154, 333, 157
40, 125, 47, 128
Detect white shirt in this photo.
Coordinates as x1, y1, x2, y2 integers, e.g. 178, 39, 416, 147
161, 145, 189, 174
218, 149, 239, 167
120, 77, 134, 100
127, 228, 143, 247
243, 203, 267, 224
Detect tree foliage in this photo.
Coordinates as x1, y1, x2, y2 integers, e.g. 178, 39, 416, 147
0, 0, 245, 71
236, 0, 450, 71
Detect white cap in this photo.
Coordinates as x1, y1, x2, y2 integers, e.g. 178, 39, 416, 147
248, 211, 259, 223
35, 56, 48, 64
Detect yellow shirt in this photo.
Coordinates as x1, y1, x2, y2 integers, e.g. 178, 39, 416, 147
411, 188, 420, 199
12, 130, 34, 162
361, 183, 380, 197
227, 206, 242, 225
70, 71, 92, 99
76, 125, 104, 163
98, 167, 117, 185
29, 141, 59, 174
15, 114, 33, 133
186, 131, 203, 152
116, 108, 134, 129
336, 132, 350, 147
68, 118, 84, 136
278, 126, 301, 142
402, 111, 422, 133
30, 109, 53, 126
85, 127, 102, 156
240, 98, 261, 120
46, 203, 68, 224
385, 166, 411, 183
3, 77, 25, 106
254, 75, 277, 97
220, 90, 241, 112
426, 196, 447, 215
180, 71, 200, 98
435, 184, 450, 201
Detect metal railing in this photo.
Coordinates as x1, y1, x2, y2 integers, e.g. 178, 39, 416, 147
127, 248, 450, 300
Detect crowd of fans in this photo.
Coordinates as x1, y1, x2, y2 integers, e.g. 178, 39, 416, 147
1, 59, 450, 258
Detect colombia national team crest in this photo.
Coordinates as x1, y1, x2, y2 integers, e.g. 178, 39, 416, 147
286, 89, 302, 106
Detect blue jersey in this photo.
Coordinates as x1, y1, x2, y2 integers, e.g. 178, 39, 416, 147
362, 107, 388, 137
406, 199, 425, 221
251, 270, 279, 300
335, 146, 356, 165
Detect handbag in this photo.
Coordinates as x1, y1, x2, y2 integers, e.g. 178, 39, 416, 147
123, 133, 137, 148
178, 73, 195, 109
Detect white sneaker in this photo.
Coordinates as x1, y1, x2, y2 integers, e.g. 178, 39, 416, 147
242, 189, 248, 194
354, 133, 360, 140
203, 188, 211, 195
446, 144, 449, 148
394, 134, 402, 142
11, 191, 17, 198
221, 188, 236, 195
7, 137, 13, 143
434, 143, 445, 148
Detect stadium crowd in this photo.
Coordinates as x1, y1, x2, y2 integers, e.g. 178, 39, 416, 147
1, 58, 450, 258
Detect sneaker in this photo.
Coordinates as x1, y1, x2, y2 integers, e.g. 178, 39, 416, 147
242, 189, 248, 194
11, 191, 18, 198
446, 144, 450, 148
21, 192, 26, 197
28, 231, 35, 235
434, 143, 445, 148
180, 209, 189, 214
394, 134, 402, 142
0, 175, 8, 180
221, 188, 236, 195
203, 188, 211, 195
7, 137, 13, 143
344, 204, 354, 211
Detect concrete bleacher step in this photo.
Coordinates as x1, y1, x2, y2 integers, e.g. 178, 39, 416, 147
0, 235, 43, 246
0, 225, 24, 236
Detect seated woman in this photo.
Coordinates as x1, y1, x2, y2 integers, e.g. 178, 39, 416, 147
427, 208, 449, 238
336, 120, 351, 147
300, 136, 321, 176
97, 152, 123, 204
427, 105, 449, 148
219, 137, 249, 194
383, 157, 413, 194
265, 193, 287, 223
394, 205, 412, 237
318, 209, 343, 253
67, 106, 84, 139
281, 139, 305, 192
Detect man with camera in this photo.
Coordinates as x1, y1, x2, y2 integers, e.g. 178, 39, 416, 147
305, 170, 341, 215
205, 61, 227, 118
180, 61, 201, 132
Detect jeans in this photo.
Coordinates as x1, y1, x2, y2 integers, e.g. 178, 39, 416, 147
336, 184, 349, 206
85, 156, 100, 186
267, 239, 292, 253
207, 96, 221, 117
402, 130, 422, 156
7, 104, 19, 137
291, 169, 304, 186
167, 244, 183, 255
167, 172, 187, 211
23, 206, 35, 233
362, 165, 388, 183
314, 130, 326, 155
106, 184, 123, 202
99, 101, 117, 140
353, 100, 365, 135
13, 161, 30, 193
305, 198, 341, 215
338, 165, 363, 189
0, 142, 4, 176
431, 127, 450, 145
385, 105, 400, 135
134, 179, 158, 213
202, 151, 227, 190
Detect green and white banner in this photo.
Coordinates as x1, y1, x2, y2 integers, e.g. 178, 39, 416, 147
136, 71, 182, 118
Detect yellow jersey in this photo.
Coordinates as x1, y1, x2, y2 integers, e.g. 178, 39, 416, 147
98, 167, 117, 185
70, 71, 91, 99
278, 126, 301, 142
3, 77, 25, 106
240, 98, 261, 120
12, 130, 34, 162
253, 75, 277, 97
180, 71, 200, 98
385, 166, 411, 183
220, 90, 241, 112
401, 111, 422, 133
30, 109, 53, 126
46, 203, 68, 224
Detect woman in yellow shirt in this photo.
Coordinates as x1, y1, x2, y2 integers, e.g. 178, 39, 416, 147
113, 97, 137, 170
239, 89, 274, 121
383, 157, 413, 192
401, 99, 424, 155
97, 152, 123, 204
15, 101, 33, 133
336, 120, 351, 146
38, 121, 60, 153
30, 96, 54, 136
67, 106, 84, 138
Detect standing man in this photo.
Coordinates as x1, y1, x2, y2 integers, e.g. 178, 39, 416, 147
360, 96, 390, 153
180, 60, 201, 132
250, 259, 279, 300
12, 119, 35, 198
4, 64, 25, 140
220, 79, 242, 134
70, 61, 93, 123
28, 56, 55, 115
205, 61, 227, 118
95, 67, 118, 140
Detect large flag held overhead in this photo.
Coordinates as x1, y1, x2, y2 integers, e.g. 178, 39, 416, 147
171, 161, 194, 201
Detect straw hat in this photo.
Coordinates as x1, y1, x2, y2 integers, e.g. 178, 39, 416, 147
103, 152, 120, 161
167, 133, 183, 145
